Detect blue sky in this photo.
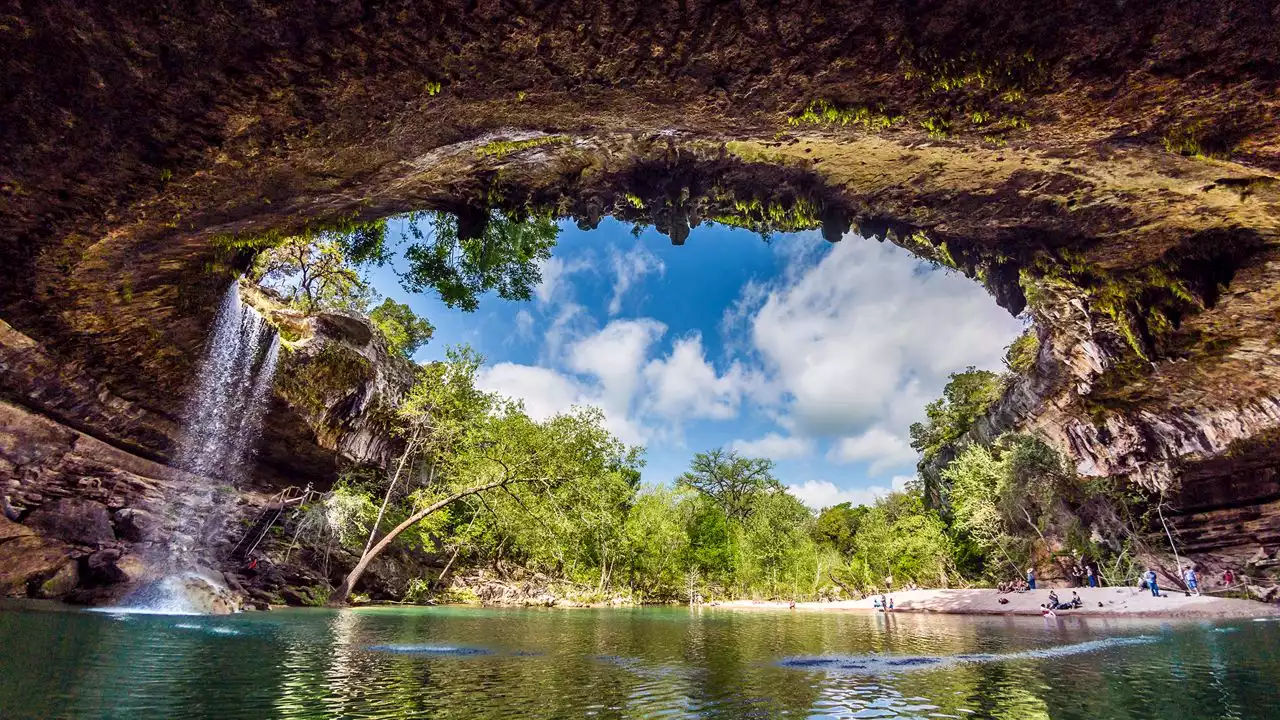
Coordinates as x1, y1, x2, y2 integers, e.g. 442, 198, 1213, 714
363, 217, 1025, 510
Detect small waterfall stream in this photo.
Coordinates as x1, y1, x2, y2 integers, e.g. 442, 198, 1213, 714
123, 282, 280, 613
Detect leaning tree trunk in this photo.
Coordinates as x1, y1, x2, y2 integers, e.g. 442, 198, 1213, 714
327, 476, 521, 606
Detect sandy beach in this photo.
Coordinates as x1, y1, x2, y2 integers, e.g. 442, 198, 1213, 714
715, 587, 1280, 619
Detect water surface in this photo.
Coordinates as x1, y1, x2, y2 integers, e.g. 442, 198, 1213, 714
2, 602, 1277, 719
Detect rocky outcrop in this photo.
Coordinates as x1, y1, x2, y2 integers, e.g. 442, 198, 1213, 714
0, 289, 415, 603
1, 1, 1279, 603
0, 516, 77, 597
244, 285, 418, 475
24, 498, 115, 547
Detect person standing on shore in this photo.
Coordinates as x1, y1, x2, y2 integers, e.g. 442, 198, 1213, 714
1184, 566, 1200, 596
1144, 568, 1161, 597
1027, 568, 1037, 590
1087, 563, 1098, 588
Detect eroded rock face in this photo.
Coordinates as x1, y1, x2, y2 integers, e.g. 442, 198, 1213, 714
24, 498, 115, 547
0, 289, 415, 604
0, 516, 75, 597
1, 1, 1279, 602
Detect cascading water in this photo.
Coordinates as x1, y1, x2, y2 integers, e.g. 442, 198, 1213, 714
119, 282, 280, 614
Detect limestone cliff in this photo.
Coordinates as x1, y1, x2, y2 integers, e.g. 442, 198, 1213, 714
1, 1, 1279, 601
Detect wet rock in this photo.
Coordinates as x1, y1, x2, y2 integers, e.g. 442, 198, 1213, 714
116, 573, 242, 614
1247, 585, 1278, 603
280, 584, 328, 607
0, 532, 74, 597
25, 498, 115, 546
82, 548, 127, 586
113, 508, 161, 542
33, 561, 80, 598
0, 515, 34, 543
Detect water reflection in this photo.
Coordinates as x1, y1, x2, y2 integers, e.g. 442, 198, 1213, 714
1, 603, 1278, 719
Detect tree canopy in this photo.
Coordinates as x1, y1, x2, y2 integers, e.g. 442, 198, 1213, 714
369, 298, 435, 358
676, 448, 783, 521
399, 210, 558, 312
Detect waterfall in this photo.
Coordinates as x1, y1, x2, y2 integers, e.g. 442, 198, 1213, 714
134, 282, 279, 611
174, 282, 280, 481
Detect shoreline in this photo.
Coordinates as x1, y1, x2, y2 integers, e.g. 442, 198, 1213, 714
710, 587, 1280, 620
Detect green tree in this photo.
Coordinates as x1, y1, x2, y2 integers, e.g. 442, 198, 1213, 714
622, 486, 692, 600
908, 367, 1004, 459
814, 502, 869, 556
327, 346, 640, 605
684, 498, 735, 586
735, 489, 820, 599
942, 433, 1077, 580
369, 298, 435, 358
848, 491, 954, 590
254, 233, 371, 311
676, 448, 783, 521
400, 210, 558, 312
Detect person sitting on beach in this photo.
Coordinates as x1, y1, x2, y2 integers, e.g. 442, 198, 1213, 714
1045, 590, 1060, 610
873, 597, 882, 610
1070, 591, 1082, 609
1223, 568, 1235, 587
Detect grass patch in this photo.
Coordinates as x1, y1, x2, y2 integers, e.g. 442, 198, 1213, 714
1162, 120, 1231, 160
711, 197, 821, 236
787, 100, 902, 131
1003, 329, 1040, 373
921, 115, 951, 139
900, 230, 959, 270
475, 135, 568, 160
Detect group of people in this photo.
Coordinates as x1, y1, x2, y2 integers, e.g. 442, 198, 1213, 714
1068, 560, 1100, 588
996, 578, 1032, 594
1042, 589, 1084, 612
1139, 565, 1214, 597
872, 595, 895, 612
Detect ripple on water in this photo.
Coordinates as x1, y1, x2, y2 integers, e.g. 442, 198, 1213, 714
366, 644, 492, 656
780, 635, 1162, 675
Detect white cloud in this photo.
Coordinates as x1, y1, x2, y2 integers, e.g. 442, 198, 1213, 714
785, 479, 896, 511
485, 232, 1021, 476
642, 333, 746, 421
729, 433, 814, 460
890, 474, 915, 492
608, 244, 665, 315
745, 238, 1023, 440
476, 363, 584, 421
476, 360, 648, 445
513, 309, 534, 341
828, 426, 918, 476
569, 318, 666, 419
542, 302, 589, 359
535, 256, 592, 305
719, 277, 767, 344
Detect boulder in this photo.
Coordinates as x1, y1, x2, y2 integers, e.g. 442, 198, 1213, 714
0, 515, 34, 543
0, 534, 74, 597
25, 498, 115, 546
113, 508, 161, 542
32, 561, 80, 598
82, 548, 127, 586
1247, 585, 1279, 603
